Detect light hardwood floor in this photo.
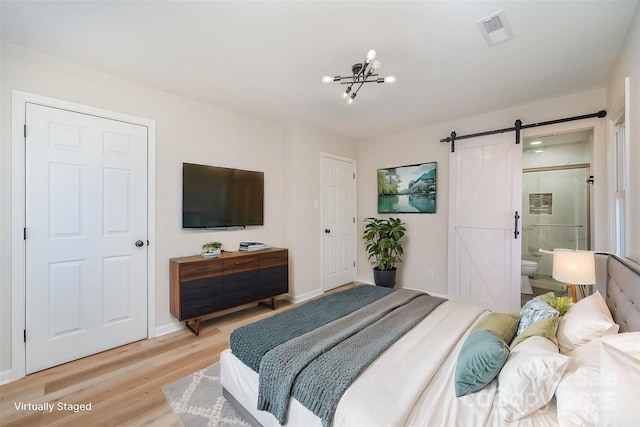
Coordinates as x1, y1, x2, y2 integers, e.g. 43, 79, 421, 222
0, 295, 306, 427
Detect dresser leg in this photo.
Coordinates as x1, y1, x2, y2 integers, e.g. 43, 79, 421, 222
258, 297, 277, 310
184, 318, 201, 336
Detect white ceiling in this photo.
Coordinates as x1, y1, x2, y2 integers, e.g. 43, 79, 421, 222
1, 1, 637, 140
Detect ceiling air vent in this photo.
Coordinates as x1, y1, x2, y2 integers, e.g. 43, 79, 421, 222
476, 10, 514, 47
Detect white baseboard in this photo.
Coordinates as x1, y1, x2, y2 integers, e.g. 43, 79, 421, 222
427, 291, 448, 299
0, 369, 13, 385
155, 321, 184, 337
286, 289, 323, 304
356, 275, 373, 285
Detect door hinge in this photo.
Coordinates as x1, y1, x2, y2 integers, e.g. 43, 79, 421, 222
353, 173, 355, 179
353, 261, 356, 267
353, 217, 355, 224
23, 330, 26, 343
23, 228, 27, 240
24, 124, 27, 138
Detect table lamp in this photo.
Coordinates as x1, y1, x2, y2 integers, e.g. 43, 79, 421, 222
552, 249, 596, 302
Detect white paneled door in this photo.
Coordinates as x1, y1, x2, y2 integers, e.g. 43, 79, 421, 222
25, 103, 148, 374
448, 134, 522, 312
322, 155, 356, 291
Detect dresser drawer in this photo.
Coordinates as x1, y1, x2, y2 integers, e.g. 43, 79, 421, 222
180, 260, 223, 281
260, 265, 288, 285
180, 276, 224, 303
224, 286, 263, 307
223, 255, 259, 274
224, 270, 260, 292
259, 281, 288, 299
180, 295, 226, 320
260, 249, 288, 268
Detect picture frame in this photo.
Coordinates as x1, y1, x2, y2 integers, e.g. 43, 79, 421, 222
377, 162, 437, 213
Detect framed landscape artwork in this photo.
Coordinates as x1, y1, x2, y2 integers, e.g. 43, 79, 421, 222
377, 162, 437, 213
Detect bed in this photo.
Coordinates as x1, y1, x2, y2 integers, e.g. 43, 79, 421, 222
220, 253, 640, 427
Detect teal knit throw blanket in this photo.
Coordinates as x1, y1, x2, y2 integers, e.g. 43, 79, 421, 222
230, 284, 393, 372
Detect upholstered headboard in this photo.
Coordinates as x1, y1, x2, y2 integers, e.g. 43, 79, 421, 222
595, 253, 640, 333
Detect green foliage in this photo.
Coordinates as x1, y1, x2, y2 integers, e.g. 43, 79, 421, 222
202, 241, 222, 250
362, 217, 406, 271
378, 169, 401, 195
548, 295, 573, 316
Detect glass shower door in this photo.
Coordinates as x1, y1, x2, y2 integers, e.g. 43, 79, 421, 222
522, 166, 590, 278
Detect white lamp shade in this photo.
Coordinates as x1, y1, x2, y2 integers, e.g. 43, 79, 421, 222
552, 250, 596, 284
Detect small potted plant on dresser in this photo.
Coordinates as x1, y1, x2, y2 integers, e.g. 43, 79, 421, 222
362, 217, 406, 288
201, 241, 222, 258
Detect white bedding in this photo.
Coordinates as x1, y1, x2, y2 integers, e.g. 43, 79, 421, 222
221, 300, 559, 426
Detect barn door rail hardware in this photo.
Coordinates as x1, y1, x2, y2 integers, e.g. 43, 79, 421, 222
440, 110, 606, 152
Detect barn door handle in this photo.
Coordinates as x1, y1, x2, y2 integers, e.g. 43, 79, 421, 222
514, 211, 520, 239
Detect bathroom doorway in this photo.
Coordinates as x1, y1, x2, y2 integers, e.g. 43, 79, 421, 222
521, 130, 592, 299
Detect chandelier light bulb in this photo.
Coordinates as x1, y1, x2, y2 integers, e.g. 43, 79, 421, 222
342, 85, 352, 99
369, 60, 381, 73
366, 49, 377, 63
347, 97, 354, 104
321, 75, 333, 84
384, 76, 397, 84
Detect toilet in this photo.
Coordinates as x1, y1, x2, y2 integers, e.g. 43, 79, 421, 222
521, 260, 538, 294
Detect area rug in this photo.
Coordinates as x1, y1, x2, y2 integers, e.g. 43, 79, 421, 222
163, 362, 250, 427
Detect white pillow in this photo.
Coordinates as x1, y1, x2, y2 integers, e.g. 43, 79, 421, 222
498, 336, 569, 421
557, 291, 619, 353
556, 365, 599, 427
556, 333, 640, 427
599, 333, 640, 427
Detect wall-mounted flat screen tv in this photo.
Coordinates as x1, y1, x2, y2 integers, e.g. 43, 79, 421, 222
182, 162, 264, 228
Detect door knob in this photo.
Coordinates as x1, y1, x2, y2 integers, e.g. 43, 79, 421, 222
324, 229, 331, 234
135, 240, 144, 247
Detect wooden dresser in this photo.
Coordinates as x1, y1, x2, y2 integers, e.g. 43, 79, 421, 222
169, 248, 288, 335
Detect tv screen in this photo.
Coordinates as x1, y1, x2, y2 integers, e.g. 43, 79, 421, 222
182, 163, 264, 228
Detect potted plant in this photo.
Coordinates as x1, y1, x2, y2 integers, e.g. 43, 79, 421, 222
362, 217, 406, 287
201, 241, 222, 258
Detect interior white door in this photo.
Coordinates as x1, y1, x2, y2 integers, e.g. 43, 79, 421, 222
25, 103, 148, 374
448, 133, 522, 312
322, 155, 356, 291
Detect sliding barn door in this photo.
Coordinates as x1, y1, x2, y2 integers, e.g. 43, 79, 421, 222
448, 134, 522, 312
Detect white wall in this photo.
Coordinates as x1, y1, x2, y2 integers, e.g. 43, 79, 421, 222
356, 89, 608, 295
0, 43, 357, 376
607, 3, 640, 262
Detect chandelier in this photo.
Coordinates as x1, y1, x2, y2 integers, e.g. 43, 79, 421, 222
321, 49, 396, 104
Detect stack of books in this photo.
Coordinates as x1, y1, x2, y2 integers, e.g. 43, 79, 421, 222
239, 241, 269, 251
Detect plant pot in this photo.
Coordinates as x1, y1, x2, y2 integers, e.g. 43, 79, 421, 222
373, 267, 397, 288
201, 248, 221, 258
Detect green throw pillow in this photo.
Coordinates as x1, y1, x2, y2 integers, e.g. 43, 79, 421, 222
536, 292, 556, 306
511, 316, 559, 348
454, 330, 510, 397
472, 312, 521, 343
